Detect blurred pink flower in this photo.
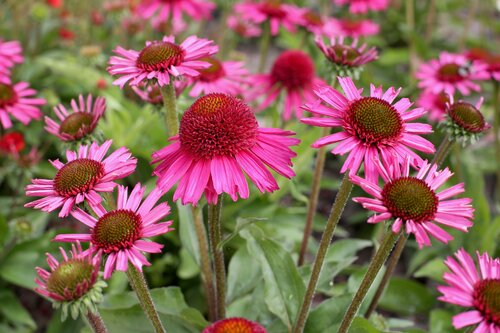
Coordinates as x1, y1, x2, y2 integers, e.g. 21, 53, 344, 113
25, 140, 137, 217
465, 48, 500, 81
416, 90, 449, 122
333, 0, 390, 14
108, 35, 218, 88
324, 18, 379, 38
438, 249, 500, 332
152, 93, 299, 205
315, 36, 378, 68
301, 77, 434, 181
0, 82, 45, 129
0, 39, 23, 84
351, 158, 474, 248
227, 15, 262, 37
296, 9, 327, 35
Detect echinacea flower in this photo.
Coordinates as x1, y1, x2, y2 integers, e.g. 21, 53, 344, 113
203, 317, 267, 333
416, 52, 490, 95
234, 0, 303, 36
45, 94, 106, 142
227, 15, 262, 37
323, 18, 379, 38
187, 57, 248, 97
25, 140, 137, 217
438, 249, 500, 332
416, 90, 449, 122
0, 82, 46, 129
0, 131, 25, 154
247, 50, 324, 120
302, 77, 435, 181
296, 9, 327, 35
333, 0, 390, 14
441, 95, 489, 145
465, 48, 500, 81
108, 35, 218, 88
152, 93, 299, 205
35, 242, 106, 320
54, 184, 173, 279
350, 158, 474, 248
0, 39, 23, 84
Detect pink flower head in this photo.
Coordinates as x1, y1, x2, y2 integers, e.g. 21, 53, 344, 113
135, 0, 215, 32
227, 15, 263, 37
334, 0, 390, 14
108, 35, 218, 88
54, 184, 173, 279
301, 77, 435, 181
152, 93, 299, 205
35, 242, 101, 303
296, 9, 327, 35
350, 158, 474, 248
25, 140, 137, 217
0, 82, 46, 129
234, 1, 303, 36
45, 94, 106, 141
315, 36, 378, 68
323, 18, 379, 38
0, 39, 24, 84
438, 249, 500, 332
416, 90, 450, 122
203, 317, 267, 333
465, 48, 500, 82
187, 57, 249, 97
247, 50, 324, 121
416, 52, 490, 95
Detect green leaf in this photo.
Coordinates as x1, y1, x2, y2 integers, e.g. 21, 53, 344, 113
226, 244, 261, 303
413, 257, 447, 282
379, 278, 435, 316
240, 226, 305, 330
0, 290, 36, 329
429, 309, 460, 333
304, 295, 352, 333
219, 216, 267, 250
348, 317, 385, 333
178, 204, 201, 267
0, 215, 8, 246
46, 309, 85, 333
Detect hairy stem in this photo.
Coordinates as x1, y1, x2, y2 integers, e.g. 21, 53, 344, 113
208, 197, 226, 320
160, 83, 179, 137
85, 311, 108, 333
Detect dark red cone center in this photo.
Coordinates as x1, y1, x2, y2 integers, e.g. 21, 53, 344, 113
437, 63, 464, 83
198, 57, 225, 82
448, 102, 486, 133
54, 158, 104, 197
271, 50, 315, 90
0, 83, 17, 107
92, 209, 142, 253
473, 279, 500, 326
136, 42, 185, 72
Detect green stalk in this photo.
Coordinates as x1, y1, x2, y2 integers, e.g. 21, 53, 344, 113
160, 83, 179, 137
127, 266, 166, 333
85, 311, 108, 333
258, 22, 271, 73
338, 230, 402, 333
208, 197, 226, 320
292, 173, 353, 333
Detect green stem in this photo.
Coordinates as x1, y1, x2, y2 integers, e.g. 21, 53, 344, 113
127, 266, 166, 333
192, 206, 217, 321
298, 126, 330, 266
405, 0, 417, 85
430, 133, 453, 167
338, 230, 401, 333
160, 83, 179, 137
208, 197, 226, 320
424, 0, 436, 42
258, 22, 271, 73
85, 311, 108, 333
493, 81, 500, 208
292, 173, 353, 333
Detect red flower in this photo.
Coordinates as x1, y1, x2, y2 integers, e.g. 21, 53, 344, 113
46, 0, 63, 8
59, 27, 75, 40
0, 132, 25, 154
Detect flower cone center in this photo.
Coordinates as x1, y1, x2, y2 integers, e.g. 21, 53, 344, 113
92, 209, 141, 253
46, 259, 95, 301
271, 50, 314, 90
198, 57, 225, 82
473, 279, 500, 326
259, 0, 286, 18
0, 83, 17, 107
179, 93, 258, 159
331, 45, 361, 63
448, 102, 486, 133
210, 318, 263, 333
347, 97, 403, 144
136, 42, 185, 72
303, 11, 323, 26
59, 112, 94, 136
437, 63, 463, 83
54, 159, 104, 197
382, 177, 438, 222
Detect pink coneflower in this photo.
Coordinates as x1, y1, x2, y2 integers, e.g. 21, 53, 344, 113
187, 57, 248, 97
227, 15, 262, 37
54, 184, 173, 279
203, 317, 267, 333
0, 82, 46, 129
417, 90, 449, 122
315, 36, 378, 68
234, 0, 303, 36
438, 249, 500, 332
108, 35, 218, 88
45, 94, 106, 142
350, 158, 474, 248
152, 93, 299, 205
247, 50, 324, 120
35, 242, 106, 319
25, 140, 137, 217
132, 81, 185, 104
465, 48, 500, 82
324, 18, 379, 38
416, 52, 490, 95
334, 0, 390, 14
135, 0, 215, 31
0, 39, 23, 84
301, 77, 434, 181
296, 9, 327, 35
